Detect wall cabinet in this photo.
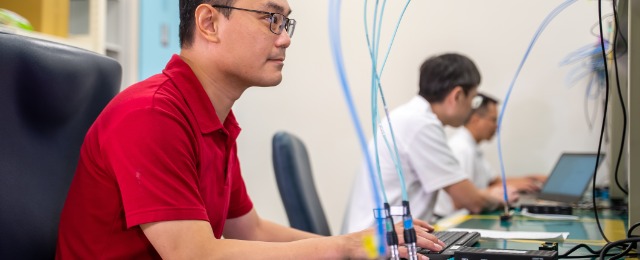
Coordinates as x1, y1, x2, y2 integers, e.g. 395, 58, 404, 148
1, 0, 138, 88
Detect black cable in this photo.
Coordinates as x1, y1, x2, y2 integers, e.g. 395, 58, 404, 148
562, 255, 601, 259
588, 15, 628, 60
562, 253, 637, 259
629, 222, 640, 236
559, 243, 601, 257
562, 2, 634, 258
593, 0, 612, 244
576, 222, 640, 259
559, 243, 634, 259
600, 237, 640, 259
590, 13, 613, 38
607, 222, 640, 259
610, 235, 637, 260
558, 242, 637, 259
611, 0, 629, 195
609, 245, 634, 259
603, 222, 640, 259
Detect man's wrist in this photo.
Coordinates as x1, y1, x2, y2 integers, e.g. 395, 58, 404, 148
337, 232, 364, 259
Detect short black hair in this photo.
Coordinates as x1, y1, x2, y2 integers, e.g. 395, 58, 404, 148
418, 53, 481, 103
179, 0, 236, 48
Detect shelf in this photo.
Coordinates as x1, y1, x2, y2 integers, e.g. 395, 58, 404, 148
2, 0, 139, 88
105, 42, 121, 52
0, 25, 92, 51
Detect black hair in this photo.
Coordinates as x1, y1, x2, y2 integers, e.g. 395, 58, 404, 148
418, 53, 481, 103
179, 0, 236, 48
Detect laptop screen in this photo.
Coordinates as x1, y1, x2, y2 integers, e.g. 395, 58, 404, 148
538, 153, 605, 203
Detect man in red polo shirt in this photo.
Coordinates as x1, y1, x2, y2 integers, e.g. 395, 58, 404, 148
56, 0, 444, 259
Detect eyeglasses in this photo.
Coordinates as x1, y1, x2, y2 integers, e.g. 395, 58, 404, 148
212, 5, 296, 38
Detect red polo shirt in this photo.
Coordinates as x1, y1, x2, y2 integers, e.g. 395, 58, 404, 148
56, 55, 253, 259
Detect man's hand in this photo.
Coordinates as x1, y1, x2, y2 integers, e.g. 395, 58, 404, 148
396, 218, 445, 257
142, 210, 444, 259
504, 175, 546, 193
342, 218, 444, 259
487, 184, 520, 203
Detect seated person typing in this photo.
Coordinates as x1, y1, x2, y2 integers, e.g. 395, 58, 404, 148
343, 53, 503, 234
55, 1, 444, 259
435, 93, 546, 217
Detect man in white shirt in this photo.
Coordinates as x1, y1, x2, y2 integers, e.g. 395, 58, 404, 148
342, 53, 503, 234
435, 93, 546, 217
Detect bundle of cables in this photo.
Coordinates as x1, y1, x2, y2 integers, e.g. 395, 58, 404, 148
328, 0, 418, 259
497, 0, 635, 259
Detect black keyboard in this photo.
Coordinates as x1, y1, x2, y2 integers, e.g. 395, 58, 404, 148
417, 231, 481, 260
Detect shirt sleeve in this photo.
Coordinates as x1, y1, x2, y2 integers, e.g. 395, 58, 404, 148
448, 137, 475, 180
102, 107, 208, 228
405, 123, 468, 193
225, 148, 254, 219
482, 157, 500, 182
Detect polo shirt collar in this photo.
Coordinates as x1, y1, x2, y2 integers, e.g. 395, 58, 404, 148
409, 95, 433, 113
162, 55, 241, 138
408, 95, 442, 126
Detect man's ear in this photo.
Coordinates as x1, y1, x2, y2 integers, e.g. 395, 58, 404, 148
453, 86, 467, 102
194, 4, 222, 43
450, 86, 465, 104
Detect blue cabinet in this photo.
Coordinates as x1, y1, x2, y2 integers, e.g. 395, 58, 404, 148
138, 0, 180, 81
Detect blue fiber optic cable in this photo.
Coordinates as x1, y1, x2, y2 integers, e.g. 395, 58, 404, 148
379, 0, 411, 75
365, 0, 415, 229
365, 1, 417, 259
365, 0, 413, 203
367, 0, 390, 205
560, 42, 610, 66
365, 5, 404, 259
497, 0, 577, 205
328, 0, 386, 257
367, 3, 401, 259
374, 85, 407, 201
376, 0, 411, 201
559, 41, 610, 129
364, 0, 390, 205
374, 0, 388, 63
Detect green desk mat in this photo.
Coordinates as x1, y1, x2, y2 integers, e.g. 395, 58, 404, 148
433, 211, 633, 258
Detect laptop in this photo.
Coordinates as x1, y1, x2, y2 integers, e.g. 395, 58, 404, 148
517, 152, 605, 207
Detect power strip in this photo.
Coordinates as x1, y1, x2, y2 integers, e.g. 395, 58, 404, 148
454, 246, 558, 260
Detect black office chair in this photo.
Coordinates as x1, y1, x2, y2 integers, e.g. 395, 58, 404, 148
0, 32, 121, 259
272, 131, 331, 236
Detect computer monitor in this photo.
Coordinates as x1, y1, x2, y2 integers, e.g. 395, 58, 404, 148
538, 153, 604, 204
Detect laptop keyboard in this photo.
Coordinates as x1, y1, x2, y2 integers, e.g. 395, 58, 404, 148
417, 231, 481, 260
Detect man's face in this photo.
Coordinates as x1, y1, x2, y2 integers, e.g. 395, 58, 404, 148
477, 103, 498, 141
216, 0, 292, 87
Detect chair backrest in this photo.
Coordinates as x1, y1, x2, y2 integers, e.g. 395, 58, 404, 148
272, 131, 331, 236
0, 32, 121, 259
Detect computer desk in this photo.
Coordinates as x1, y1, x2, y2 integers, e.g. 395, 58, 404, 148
434, 209, 635, 259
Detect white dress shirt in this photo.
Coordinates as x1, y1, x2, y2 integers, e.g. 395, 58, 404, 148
433, 127, 498, 217
342, 96, 468, 233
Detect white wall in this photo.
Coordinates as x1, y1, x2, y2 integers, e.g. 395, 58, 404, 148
234, 0, 611, 234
